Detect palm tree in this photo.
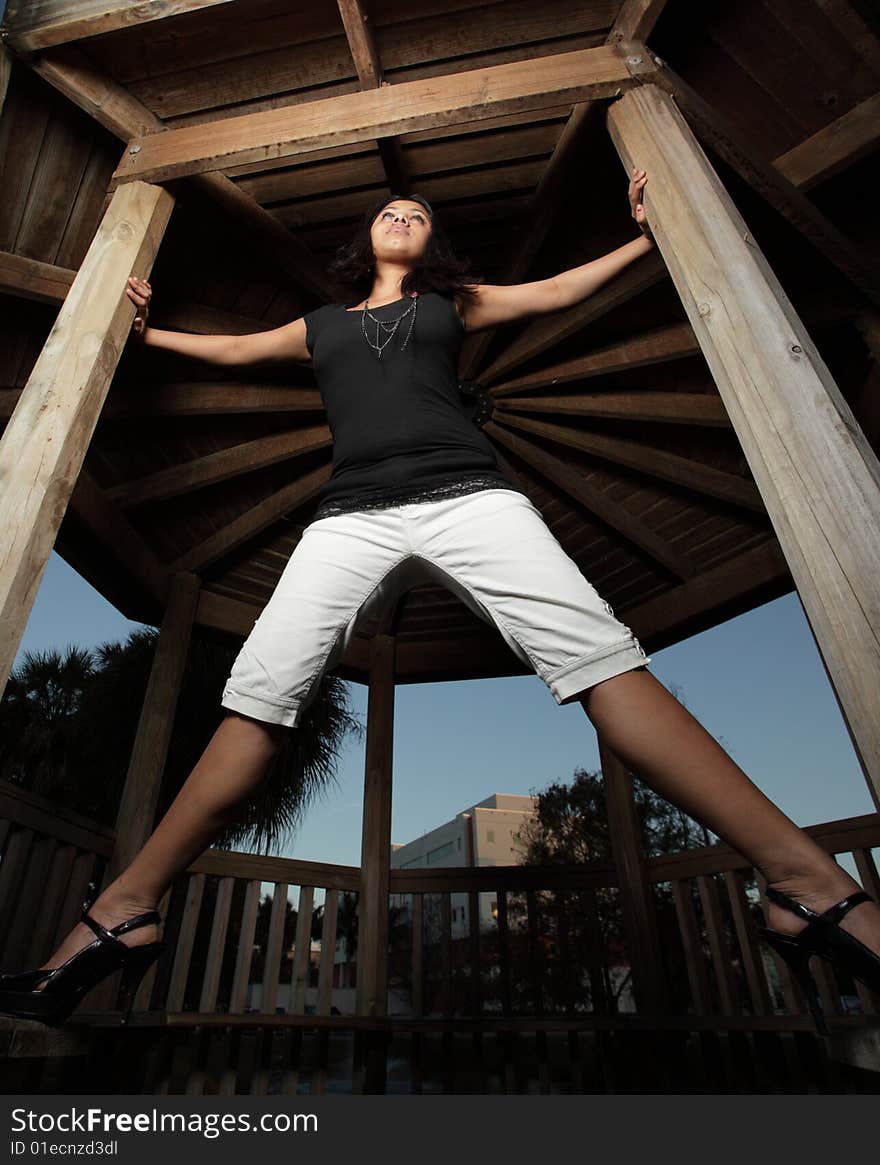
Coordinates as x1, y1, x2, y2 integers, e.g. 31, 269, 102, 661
1, 628, 365, 855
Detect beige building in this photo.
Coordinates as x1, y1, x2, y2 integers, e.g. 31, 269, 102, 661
390, 793, 539, 935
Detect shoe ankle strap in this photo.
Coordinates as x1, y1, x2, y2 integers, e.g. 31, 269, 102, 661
81, 909, 162, 946
766, 885, 872, 926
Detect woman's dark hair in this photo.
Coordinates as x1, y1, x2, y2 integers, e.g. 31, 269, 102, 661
326, 192, 483, 307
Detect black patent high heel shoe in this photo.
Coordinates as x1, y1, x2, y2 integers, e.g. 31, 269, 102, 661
0, 881, 166, 1027
757, 885, 880, 1037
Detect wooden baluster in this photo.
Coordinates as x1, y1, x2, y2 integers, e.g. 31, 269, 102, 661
291, 883, 314, 1016
261, 881, 289, 1015
199, 875, 234, 1014
166, 872, 205, 1014
697, 873, 738, 1014
723, 869, 772, 1015
229, 879, 261, 1014
671, 878, 712, 1013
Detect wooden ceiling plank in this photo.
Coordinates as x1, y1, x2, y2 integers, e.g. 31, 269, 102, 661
273, 159, 547, 227
107, 424, 333, 507
494, 410, 765, 512
109, 44, 656, 184
496, 389, 732, 427
809, 0, 880, 77
20, 45, 333, 299
772, 91, 880, 192
2, 1, 235, 53
484, 420, 697, 579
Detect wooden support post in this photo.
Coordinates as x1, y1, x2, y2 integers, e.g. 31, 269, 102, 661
0, 180, 175, 699
607, 84, 880, 808
355, 632, 396, 1020
598, 736, 669, 1012
106, 571, 201, 881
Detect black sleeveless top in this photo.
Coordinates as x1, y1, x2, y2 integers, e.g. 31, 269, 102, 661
300, 291, 524, 522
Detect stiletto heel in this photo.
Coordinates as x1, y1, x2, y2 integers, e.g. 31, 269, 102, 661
757, 885, 880, 1036
759, 928, 829, 1035
117, 942, 166, 1025
0, 882, 165, 1027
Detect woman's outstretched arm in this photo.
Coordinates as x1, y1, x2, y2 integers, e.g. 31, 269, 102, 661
125, 276, 312, 366
458, 166, 656, 333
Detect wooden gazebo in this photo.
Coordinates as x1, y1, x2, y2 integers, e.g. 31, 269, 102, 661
1, 1, 879, 1093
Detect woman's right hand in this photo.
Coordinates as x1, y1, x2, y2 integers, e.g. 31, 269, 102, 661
126, 275, 152, 338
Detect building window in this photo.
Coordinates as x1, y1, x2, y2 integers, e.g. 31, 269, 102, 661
486, 829, 495, 843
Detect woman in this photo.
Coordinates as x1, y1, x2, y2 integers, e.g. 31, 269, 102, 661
2, 170, 878, 1031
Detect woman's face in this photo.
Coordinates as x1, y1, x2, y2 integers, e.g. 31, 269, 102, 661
369, 199, 432, 265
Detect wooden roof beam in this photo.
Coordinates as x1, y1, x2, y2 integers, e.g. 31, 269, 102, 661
484, 420, 697, 580
494, 411, 765, 513
109, 43, 658, 185
648, 60, 880, 307
489, 321, 698, 396
1, 384, 323, 421
17, 45, 333, 300
495, 390, 731, 427
773, 92, 880, 193
172, 464, 332, 574
337, 0, 409, 194
1, 1, 235, 54
477, 248, 668, 384
607, 0, 670, 45
458, 101, 602, 379
106, 424, 333, 508
488, 291, 861, 398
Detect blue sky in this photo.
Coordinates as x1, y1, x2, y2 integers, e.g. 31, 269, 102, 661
14, 550, 876, 874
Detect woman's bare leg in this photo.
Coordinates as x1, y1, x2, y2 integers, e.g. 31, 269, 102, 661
580, 668, 880, 954
33, 711, 287, 981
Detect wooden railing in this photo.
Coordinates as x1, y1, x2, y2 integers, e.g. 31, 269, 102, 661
2, 778, 878, 1093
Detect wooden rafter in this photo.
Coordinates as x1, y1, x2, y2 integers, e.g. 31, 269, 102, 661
69, 470, 169, 603
336, 0, 408, 194
494, 411, 764, 513
458, 101, 600, 379
109, 44, 657, 185
172, 463, 333, 574
489, 322, 698, 396
607, 0, 670, 45
1, 384, 322, 421
772, 92, 880, 192
484, 420, 697, 580
107, 425, 332, 508
1, 1, 234, 54
648, 62, 880, 306
20, 46, 333, 300
477, 249, 668, 384
496, 391, 732, 427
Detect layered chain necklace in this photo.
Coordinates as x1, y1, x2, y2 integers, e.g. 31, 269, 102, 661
360, 290, 419, 358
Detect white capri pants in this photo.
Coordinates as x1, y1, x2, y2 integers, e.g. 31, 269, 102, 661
220, 488, 652, 728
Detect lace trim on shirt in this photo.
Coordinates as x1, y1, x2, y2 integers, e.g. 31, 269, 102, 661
309, 474, 522, 521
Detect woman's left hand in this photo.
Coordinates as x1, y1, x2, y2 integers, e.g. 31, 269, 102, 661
628, 166, 654, 242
